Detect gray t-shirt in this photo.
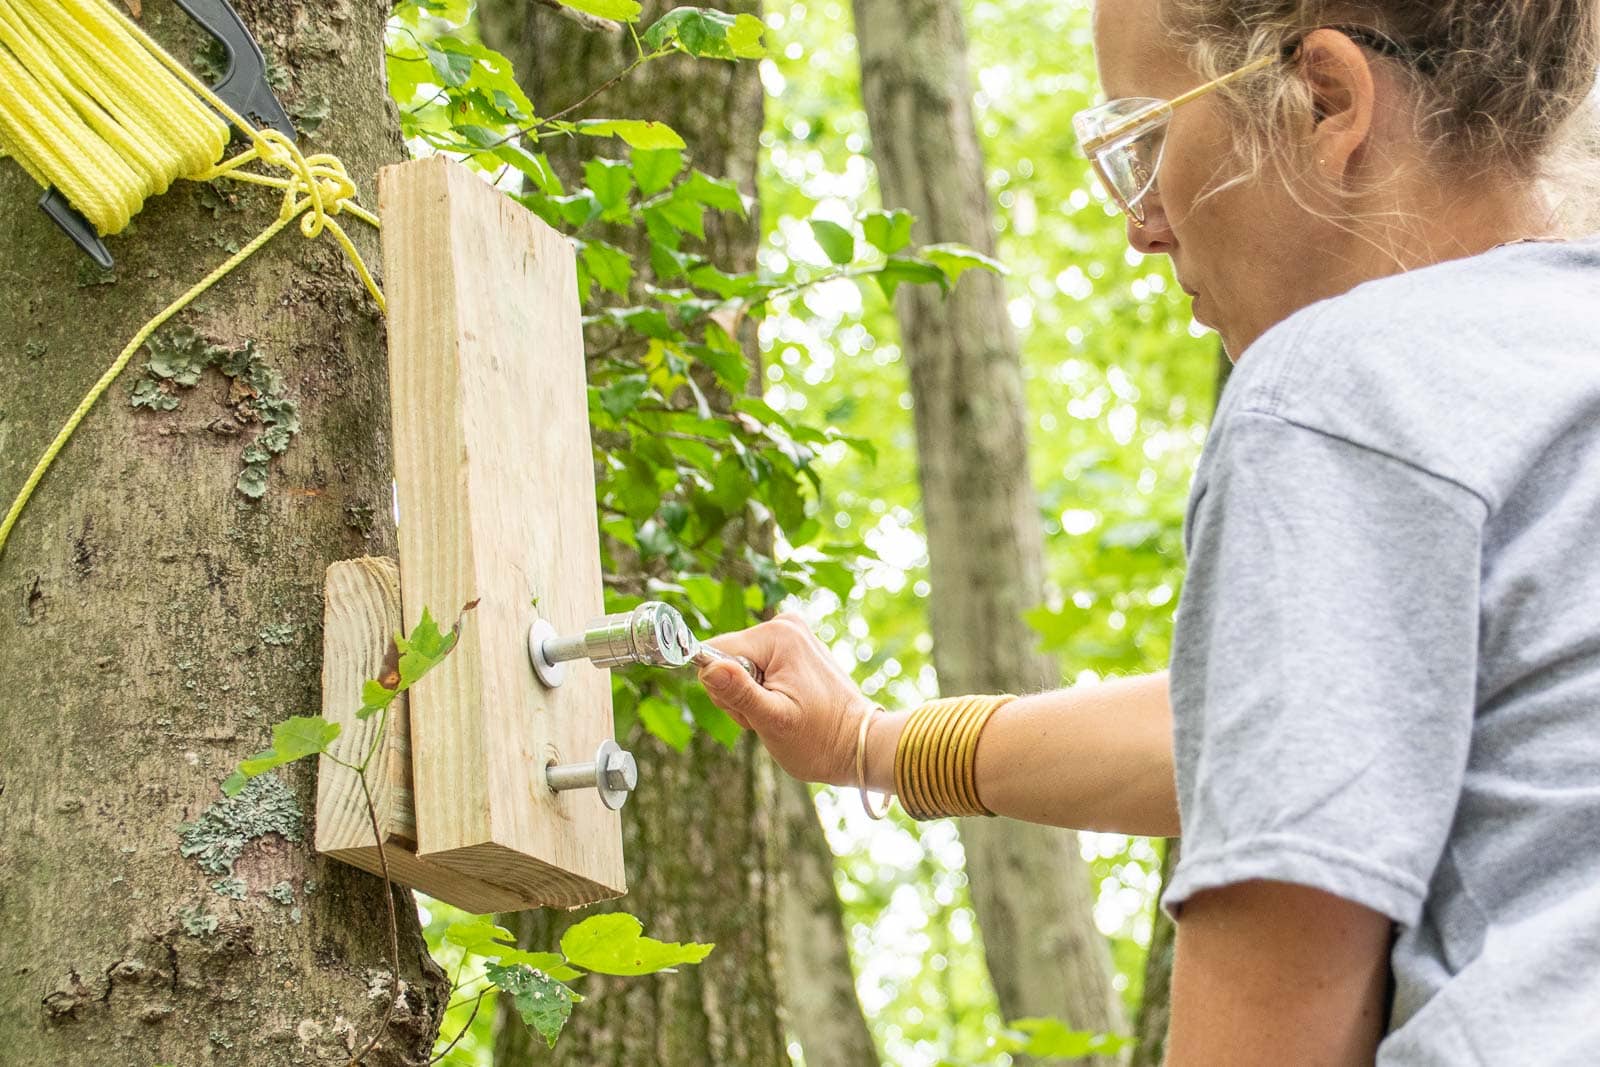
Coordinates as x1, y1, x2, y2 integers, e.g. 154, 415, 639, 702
1164, 235, 1600, 1063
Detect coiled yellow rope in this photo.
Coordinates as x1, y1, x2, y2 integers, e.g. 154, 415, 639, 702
0, 0, 385, 558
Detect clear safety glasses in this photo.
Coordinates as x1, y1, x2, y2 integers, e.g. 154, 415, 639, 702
1071, 53, 1276, 228
1072, 27, 1426, 227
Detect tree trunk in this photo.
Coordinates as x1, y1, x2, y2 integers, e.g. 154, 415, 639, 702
775, 776, 881, 1067
850, 0, 1124, 1051
478, 3, 857, 1063
1129, 841, 1178, 1067
0, 2, 445, 1065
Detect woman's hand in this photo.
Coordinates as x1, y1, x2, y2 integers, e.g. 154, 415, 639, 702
696, 611, 876, 788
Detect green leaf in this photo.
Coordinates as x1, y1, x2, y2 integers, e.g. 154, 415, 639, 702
583, 158, 634, 214
423, 41, 473, 87
918, 242, 1008, 284
445, 919, 516, 953
642, 7, 766, 59
577, 119, 686, 150
356, 602, 478, 720
631, 148, 685, 195
871, 255, 948, 301
809, 219, 855, 265
557, 0, 641, 19
223, 716, 341, 796
685, 687, 741, 750
599, 376, 651, 419
559, 913, 714, 976
581, 241, 634, 297
679, 170, 745, 214
861, 208, 915, 254
637, 695, 694, 750
645, 190, 707, 241
487, 962, 582, 1049
493, 144, 562, 195
398, 606, 462, 687
445, 920, 582, 980
996, 1019, 1136, 1058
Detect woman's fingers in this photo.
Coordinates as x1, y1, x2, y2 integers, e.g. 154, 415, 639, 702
698, 660, 786, 732
700, 621, 784, 672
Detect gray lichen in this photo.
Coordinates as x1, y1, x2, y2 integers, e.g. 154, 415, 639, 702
179, 906, 219, 938
128, 326, 301, 499
210, 876, 247, 900
259, 622, 296, 647
74, 261, 115, 288
177, 773, 303, 876
265, 880, 296, 906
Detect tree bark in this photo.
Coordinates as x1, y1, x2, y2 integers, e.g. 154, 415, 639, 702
850, 0, 1124, 1053
478, 3, 864, 1063
0, 2, 445, 1065
1129, 840, 1178, 1067
775, 776, 881, 1067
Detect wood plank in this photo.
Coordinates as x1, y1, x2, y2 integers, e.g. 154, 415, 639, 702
378, 156, 625, 909
314, 557, 529, 914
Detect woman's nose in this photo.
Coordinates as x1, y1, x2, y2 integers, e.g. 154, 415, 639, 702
1127, 204, 1175, 255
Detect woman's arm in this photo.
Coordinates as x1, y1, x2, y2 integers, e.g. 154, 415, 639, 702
863, 671, 1177, 836
699, 613, 1178, 837
1167, 881, 1391, 1066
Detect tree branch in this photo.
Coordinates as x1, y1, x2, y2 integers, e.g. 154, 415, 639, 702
532, 0, 624, 35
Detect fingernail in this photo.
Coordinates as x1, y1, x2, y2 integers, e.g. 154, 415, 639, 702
704, 667, 734, 693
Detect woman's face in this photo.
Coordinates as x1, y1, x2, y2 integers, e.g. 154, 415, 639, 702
1091, 0, 1346, 358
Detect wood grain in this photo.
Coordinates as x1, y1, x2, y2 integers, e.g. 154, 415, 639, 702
314, 557, 529, 914
378, 156, 625, 909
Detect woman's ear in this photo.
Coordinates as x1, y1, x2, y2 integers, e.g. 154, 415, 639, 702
1298, 28, 1377, 179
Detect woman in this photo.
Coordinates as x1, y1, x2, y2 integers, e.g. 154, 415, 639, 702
700, 1, 1600, 1064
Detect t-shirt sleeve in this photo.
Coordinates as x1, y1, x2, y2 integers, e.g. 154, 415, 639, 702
1163, 409, 1486, 926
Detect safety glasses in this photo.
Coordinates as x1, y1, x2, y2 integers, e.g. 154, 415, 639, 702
1072, 53, 1275, 228
1073, 27, 1426, 227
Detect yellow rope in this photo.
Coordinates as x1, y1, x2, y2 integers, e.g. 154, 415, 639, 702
0, 0, 386, 559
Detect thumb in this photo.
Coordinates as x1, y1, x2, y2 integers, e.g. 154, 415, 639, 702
700, 662, 785, 729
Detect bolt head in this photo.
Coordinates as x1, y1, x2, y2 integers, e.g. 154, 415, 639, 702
602, 750, 638, 792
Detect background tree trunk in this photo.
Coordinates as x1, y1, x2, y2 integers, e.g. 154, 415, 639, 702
1129, 841, 1178, 1067
478, 3, 871, 1063
850, 0, 1124, 1052
775, 776, 881, 1067
0, 2, 446, 1064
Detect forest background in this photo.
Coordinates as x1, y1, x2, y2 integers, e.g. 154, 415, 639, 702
408, 0, 1218, 1062
0, 0, 1221, 1063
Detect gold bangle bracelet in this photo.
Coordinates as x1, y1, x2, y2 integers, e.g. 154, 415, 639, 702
954, 696, 1009, 816
895, 699, 942, 820
943, 697, 987, 816
937, 697, 984, 816
922, 697, 961, 817
906, 697, 954, 820
892, 694, 1014, 820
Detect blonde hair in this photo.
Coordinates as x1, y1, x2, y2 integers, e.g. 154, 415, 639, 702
1162, 0, 1600, 235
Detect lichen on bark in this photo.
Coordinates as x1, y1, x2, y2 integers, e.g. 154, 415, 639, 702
0, 2, 444, 1063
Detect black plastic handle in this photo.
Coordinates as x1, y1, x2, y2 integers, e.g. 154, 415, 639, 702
38, 0, 297, 266
170, 0, 297, 140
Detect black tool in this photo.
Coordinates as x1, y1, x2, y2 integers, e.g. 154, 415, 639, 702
40, 0, 297, 268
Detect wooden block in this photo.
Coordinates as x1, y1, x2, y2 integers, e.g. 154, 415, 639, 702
378, 156, 625, 909
314, 557, 529, 914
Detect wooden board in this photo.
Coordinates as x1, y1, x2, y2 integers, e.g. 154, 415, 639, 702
378, 156, 625, 909
314, 557, 528, 914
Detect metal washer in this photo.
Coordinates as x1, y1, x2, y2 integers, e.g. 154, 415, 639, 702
527, 618, 567, 688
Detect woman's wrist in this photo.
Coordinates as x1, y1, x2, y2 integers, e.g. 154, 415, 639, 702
863, 706, 908, 793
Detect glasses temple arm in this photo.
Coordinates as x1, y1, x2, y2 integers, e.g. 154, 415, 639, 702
1082, 53, 1277, 153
